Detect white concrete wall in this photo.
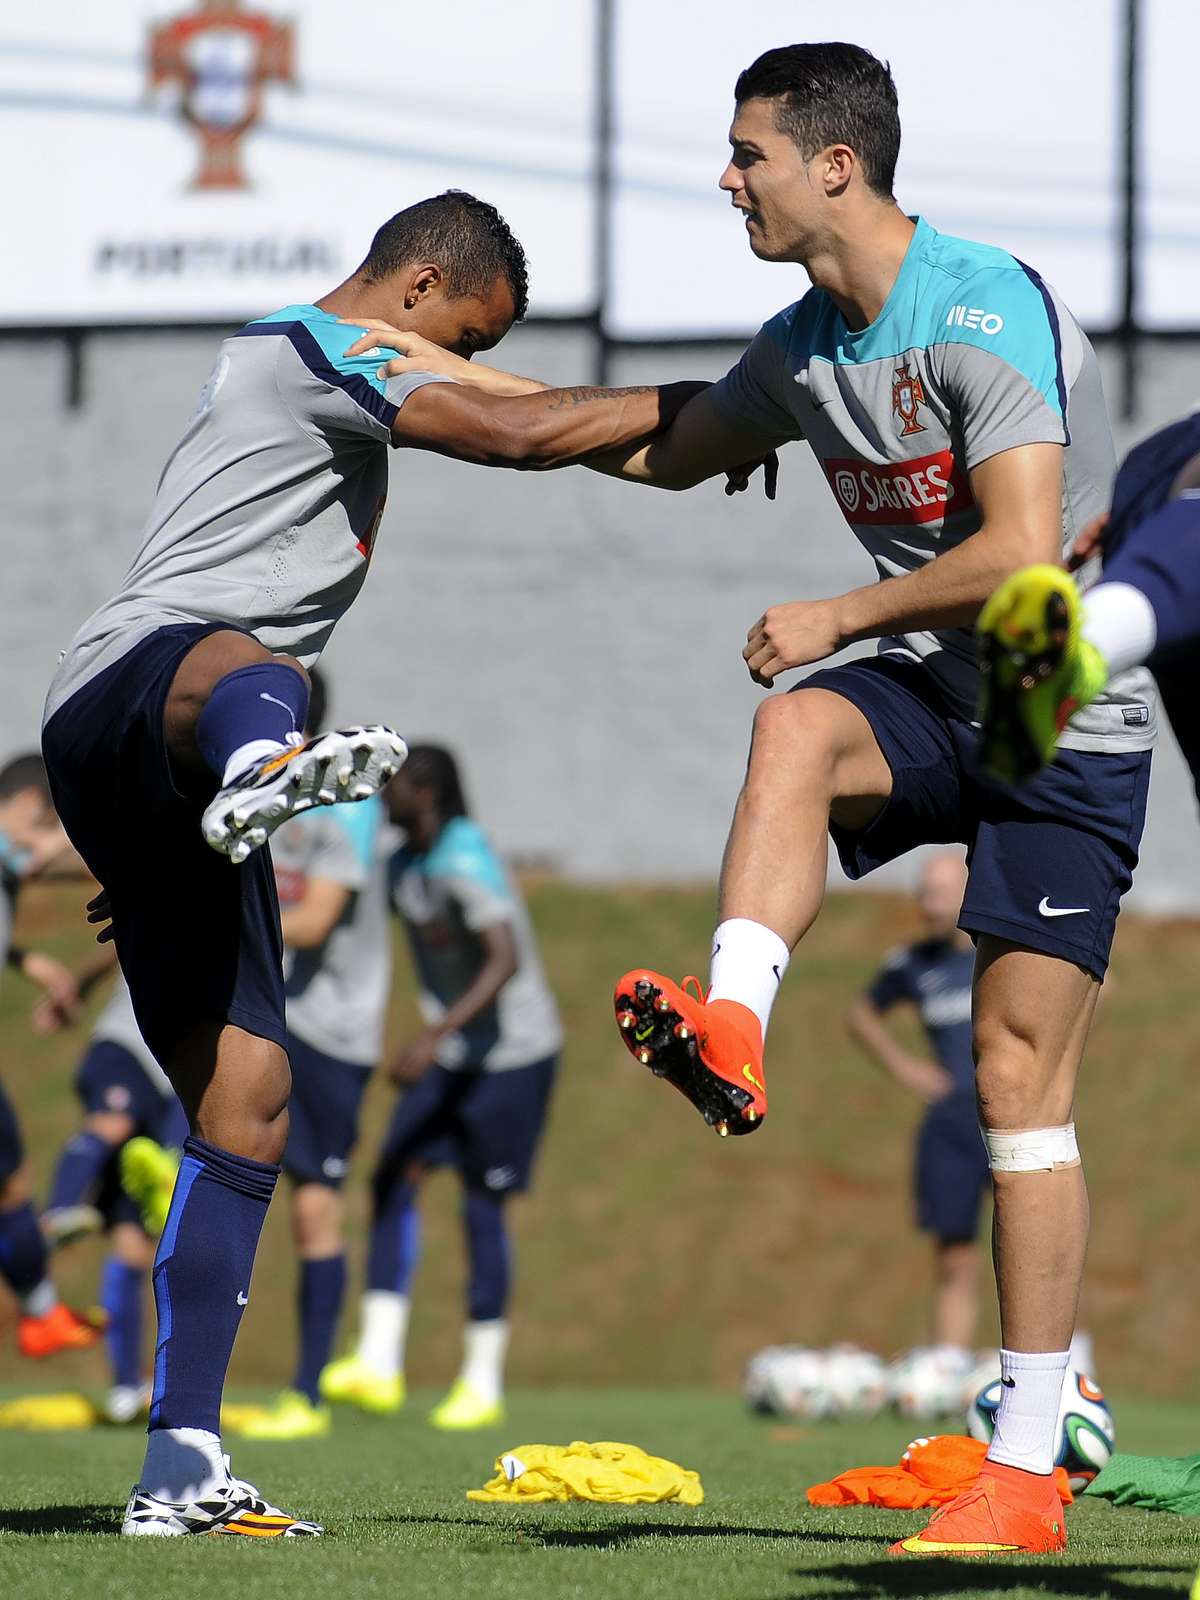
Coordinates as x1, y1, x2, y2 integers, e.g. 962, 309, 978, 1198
3, 325, 1199, 908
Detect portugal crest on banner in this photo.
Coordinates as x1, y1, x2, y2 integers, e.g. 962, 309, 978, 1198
891, 360, 927, 438
148, 1, 296, 190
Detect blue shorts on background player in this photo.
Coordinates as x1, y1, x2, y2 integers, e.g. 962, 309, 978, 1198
848, 852, 987, 1393
321, 746, 562, 1432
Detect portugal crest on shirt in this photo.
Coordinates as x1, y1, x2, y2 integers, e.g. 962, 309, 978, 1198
891, 361, 927, 437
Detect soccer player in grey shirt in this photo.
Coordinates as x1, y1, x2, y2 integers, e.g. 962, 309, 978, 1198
40, 191, 724, 1536
361, 50, 1156, 1559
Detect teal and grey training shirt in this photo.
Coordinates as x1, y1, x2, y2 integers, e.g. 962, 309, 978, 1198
709, 216, 1156, 752
45, 305, 451, 720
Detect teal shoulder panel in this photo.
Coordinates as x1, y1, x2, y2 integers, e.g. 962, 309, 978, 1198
426, 817, 511, 899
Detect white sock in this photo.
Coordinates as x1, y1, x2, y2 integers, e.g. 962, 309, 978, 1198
1082, 582, 1158, 676
141, 1426, 226, 1503
1069, 1327, 1096, 1377
707, 918, 790, 1037
460, 1319, 508, 1405
20, 1279, 58, 1317
221, 738, 290, 788
357, 1291, 410, 1379
986, 1348, 1070, 1475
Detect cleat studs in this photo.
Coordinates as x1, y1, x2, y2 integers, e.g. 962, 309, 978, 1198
673, 1022, 692, 1042
617, 1010, 637, 1031
743, 1107, 759, 1124
715, 1121, 729, 1138
636, 1048, 655, 1066
653, 992, 672, 1014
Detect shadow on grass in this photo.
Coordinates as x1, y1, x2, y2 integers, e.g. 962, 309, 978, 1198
383, 1511, 880, 1548
0, 1505, 118, 1536
786, 1558, 1193, 1599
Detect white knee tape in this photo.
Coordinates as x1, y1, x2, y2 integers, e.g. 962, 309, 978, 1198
983, 1123, 1080, 1173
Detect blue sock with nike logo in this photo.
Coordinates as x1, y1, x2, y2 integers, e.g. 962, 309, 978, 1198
149, 1135, 278, 1434
196, 662, 310, 788
293, 1254, 346, 1405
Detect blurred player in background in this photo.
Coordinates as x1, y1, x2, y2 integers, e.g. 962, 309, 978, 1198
41, 188, 711, 1535
40, 963, 187, 1422
978, 409, 1200, 794
371, 44, 1159, 1559
0, 753, 101, 1359
236, 670, 392, 1443
322, 746, 560, 1431
847, 852, 984, 1393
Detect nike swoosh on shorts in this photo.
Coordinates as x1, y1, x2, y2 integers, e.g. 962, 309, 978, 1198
1037, 897, 1090, 918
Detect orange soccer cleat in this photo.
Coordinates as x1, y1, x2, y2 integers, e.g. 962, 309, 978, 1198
890, 1459, 1068, 1557
18, 1301, 105, 1359
613, 970, 767, 1137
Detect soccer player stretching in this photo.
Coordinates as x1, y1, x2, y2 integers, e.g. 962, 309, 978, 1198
369, 46, 1158, 1557
41, 191, 707, 1536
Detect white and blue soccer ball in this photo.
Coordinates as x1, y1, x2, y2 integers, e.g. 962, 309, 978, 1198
742, 1346, 836, 1420
823, 1343, 889, 1419
966, 1369, 1115, 1491
889, 1346, 979, 1420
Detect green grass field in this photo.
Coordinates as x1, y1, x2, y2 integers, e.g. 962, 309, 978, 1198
0, 1389, 1197, 1598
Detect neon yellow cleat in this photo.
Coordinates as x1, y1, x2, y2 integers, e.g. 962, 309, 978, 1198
1192, 1564, 1199, 1600
319, 1354, 405, 1415
120, 1137, 182, 1238
428, 1378, 504, 1432
977, 564, 1110, 784
234, 1389, 331, 1441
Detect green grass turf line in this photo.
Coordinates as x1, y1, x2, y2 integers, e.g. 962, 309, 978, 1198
0, 1391, 1196, 1599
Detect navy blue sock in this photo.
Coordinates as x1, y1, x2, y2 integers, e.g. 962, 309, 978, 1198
292, 1254, 346, 1405
0, 1202, 49, 1299
1104, 497, 1200, 665
47, 1129, 115, 1212
102, 1257, 144, 1389
464, 1188, 510, 1322
195, 662, 309, 784
368, 1179, 421, 1293
149, 1135, 278, 1434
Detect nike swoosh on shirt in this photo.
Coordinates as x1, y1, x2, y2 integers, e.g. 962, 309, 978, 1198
1038, 898, 1090, 918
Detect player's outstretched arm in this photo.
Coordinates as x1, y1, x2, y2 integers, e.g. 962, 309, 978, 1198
744, 441, 1063, 686
342, 323, 780, 493
845, 995, 954, 1104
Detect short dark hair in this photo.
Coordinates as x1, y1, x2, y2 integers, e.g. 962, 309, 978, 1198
359, 190, 529, 322
0, 752, 50, 803
735, 43, 900, 199
305, 666, 328, 737
404, 744, 468, 821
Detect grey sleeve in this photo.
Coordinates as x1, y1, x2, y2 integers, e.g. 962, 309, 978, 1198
935, 344, 1066, 470
707, 316, 805, 447
297, 813, 368, 892
276, 342, 455, 446
441, 872, 513, 933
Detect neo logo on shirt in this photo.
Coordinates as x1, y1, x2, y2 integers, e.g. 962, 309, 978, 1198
945, 305, 1005, 335
823, 449, 975, 527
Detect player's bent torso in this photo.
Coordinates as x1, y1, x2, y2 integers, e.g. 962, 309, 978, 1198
711, 217, 1156, 754
44, 306, 449, 722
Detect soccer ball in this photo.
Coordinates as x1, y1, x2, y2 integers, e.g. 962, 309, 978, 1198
823, 1344, 889, 1419
889, 1346, 978, 1420
742, 1346, 835, 1419
966, 1369, 1115, 1491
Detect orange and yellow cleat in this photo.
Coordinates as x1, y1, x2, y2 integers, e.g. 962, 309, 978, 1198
18, 1301, 105, 1359
890, 1460, 1068, 1557
613, 970, 766, 1137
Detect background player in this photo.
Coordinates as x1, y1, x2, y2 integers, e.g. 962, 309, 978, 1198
40, 187, 721, 1536
0, 753, 101, 1360
369, 47, 1159, 1558
40, 963, 187, 1423
847, 852, 985, 1393
322, 745, 560, 1431
979, 409, 1200, 793
236, 670, 392, 1443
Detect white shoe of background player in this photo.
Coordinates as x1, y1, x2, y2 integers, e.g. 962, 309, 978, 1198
201, 726, 407, 864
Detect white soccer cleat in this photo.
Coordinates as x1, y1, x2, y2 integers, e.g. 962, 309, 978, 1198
201, 725, 407, 864
121, 1457, 322, 1537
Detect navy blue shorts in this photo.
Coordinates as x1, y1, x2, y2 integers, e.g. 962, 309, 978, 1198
915, 1097, 990, 1243
283, 1033, 372, 1188
0, 1079, 24, 1185
804, 656, 1151, 980
42, 624, 285, 1064
374, 1055, 557, 1197
75, 1040, 189, 1229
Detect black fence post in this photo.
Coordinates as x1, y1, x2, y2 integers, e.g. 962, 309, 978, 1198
1118, 0, 1141, 422
592, 0, 614, 386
